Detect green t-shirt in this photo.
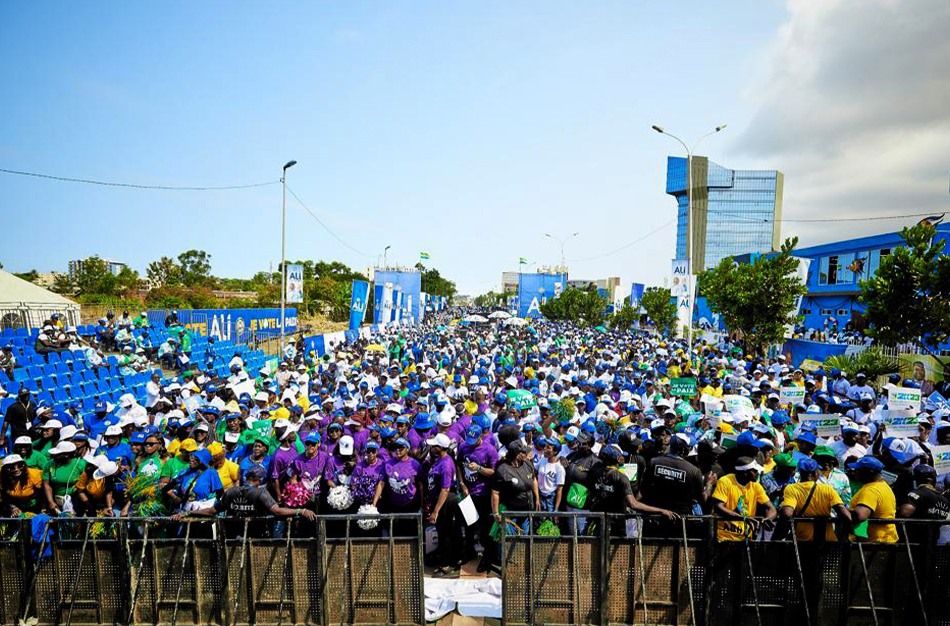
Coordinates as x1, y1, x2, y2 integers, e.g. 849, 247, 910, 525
138, 454, 164, 477
160, 456, 188, 481
25, 450, 51, 471
43, 458, 87, 497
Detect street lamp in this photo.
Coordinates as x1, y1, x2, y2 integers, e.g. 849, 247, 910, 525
544, 232, 579, 271
383, 245, 391, 269
652, 124, 726, 353
280, 159, 297, 354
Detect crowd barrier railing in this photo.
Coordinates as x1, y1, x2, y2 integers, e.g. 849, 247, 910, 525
0, 513, 424, 626
1, 513, 948, 625
499, 513, 950, 626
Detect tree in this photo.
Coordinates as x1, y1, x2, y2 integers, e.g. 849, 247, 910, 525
74, 257, 117, 296
860, 224, 950, 364
699, 237, 807, 350
147, 257, 181, 287
640, 287, 677, 335
13, 270, 39, 283
115, 266, 142, 294
609, 302, 639, 331
51, 273, 74, 295
178, 250, 213, 287
414, 263, 457, 300
539, 287, 607, 326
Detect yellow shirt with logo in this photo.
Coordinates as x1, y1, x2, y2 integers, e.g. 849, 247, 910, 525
782, 481, 842, 541
712, 474, 770, 541
216, 460, 241, 489
850, 481, 898, 543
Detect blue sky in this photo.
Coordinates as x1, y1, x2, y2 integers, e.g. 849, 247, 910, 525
2, 1, 946, 296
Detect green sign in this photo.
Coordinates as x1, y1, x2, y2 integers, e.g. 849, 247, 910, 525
506, 389, 538, 410
670, 377, 697, 397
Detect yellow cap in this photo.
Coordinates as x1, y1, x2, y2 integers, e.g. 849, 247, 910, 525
207, 442, 224, 456
166, 440, 181, 455
180, 438, 199, 452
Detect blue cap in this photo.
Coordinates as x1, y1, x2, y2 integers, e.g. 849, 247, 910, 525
72, 432, 90, 442
192, 449, 212, 466
464, 425, 482, 445
770, 410, 790, 425
737, 431, 767, 448
94, 401, 107, 412
305, 431, 321, 444
380, 427, 397, 438
365, 440, 380, 450
414, 413, 435, 429
795, 431, 817, 445
394, 437, 410, 448
130, 432, 147, 444
797, 457, 820, 473
848, 456, 884, 472
328, 422, 344, 431
395, 415, 410, 425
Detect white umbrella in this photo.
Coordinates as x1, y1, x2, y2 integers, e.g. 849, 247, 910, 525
504, 317, 528, 326
488, 311, 511, 319
463, 314, 489, 323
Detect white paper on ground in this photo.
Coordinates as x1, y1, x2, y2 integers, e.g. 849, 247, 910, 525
458, 495, 479, 526
424, 577, 502, 621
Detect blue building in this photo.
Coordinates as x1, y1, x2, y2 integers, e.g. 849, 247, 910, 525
666, 156, 783, 270
789, 224, 950, 332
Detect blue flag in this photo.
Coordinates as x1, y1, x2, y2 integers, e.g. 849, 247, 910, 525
349, 280, 369, 330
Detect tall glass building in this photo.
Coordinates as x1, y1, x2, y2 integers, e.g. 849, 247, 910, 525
665, 156, 783, 270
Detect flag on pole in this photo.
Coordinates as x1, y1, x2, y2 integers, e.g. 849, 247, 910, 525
519, 257, 528, 264
420, 252, 431, 260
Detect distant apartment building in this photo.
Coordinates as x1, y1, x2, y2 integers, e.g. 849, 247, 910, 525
68, 256, 127, 279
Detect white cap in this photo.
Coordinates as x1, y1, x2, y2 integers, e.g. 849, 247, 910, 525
59, 425, 78, 440
274, 418, 290, 429
93, 461, 119, 480
49, 441, 77, 455
167, 409, 185, 420
104, 425, 123, 437
735, 460, 765, 472
13, 436, 33, 446
426, 433, 453, 449
2, 454, 24, 467
44, 419, 63, 430
255, 391, 269, 402
338, 435, 355, 455
437, 413, 453, 427
194, 423, 210, 432
119, 393, 135, 408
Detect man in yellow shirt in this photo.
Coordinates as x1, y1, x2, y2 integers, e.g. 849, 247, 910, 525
780, 458, 851, 541
849, 456, 898, 543
208, 442, 240, 489
711, 457, 776, 540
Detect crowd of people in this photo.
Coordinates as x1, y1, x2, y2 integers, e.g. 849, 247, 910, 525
1, 307, 948, 578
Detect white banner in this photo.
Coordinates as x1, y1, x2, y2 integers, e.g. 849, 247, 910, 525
799, 414, 841, 438
671, 259, 690, 297
882, 409, 919, 437
285, 264, 304, 304
888, 387, 922, 412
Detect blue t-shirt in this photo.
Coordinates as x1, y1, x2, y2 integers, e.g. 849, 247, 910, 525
100, 442, 134, 463
175, 467, 224, 503
238, 455, 272, 482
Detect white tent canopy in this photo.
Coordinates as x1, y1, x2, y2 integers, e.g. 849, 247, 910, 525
0, 270, 81, 330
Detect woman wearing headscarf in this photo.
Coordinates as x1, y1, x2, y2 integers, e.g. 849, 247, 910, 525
162, 448, 224, 513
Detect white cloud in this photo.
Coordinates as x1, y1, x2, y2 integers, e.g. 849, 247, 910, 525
734, 0, 950, 245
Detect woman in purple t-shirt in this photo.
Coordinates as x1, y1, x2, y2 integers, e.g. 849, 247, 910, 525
382, 437, 423, 536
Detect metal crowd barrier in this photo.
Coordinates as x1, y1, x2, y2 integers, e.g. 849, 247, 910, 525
500, 513, 950, 626
0, 514, 424, 626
